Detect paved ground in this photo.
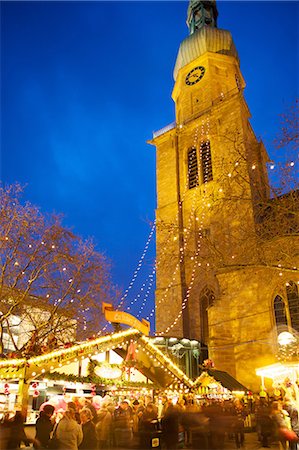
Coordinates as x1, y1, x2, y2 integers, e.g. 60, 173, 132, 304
223, 432, 280, 450
23, 427, 282, 450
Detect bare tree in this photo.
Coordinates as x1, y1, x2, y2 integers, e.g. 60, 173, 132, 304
0, 183, 117, 355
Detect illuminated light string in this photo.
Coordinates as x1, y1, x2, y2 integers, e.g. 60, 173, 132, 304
116, 221, 156, 311
135, 343, 187, 387
156, 116, 230, 335
155, 142, 299, 333
126, 267, 155, 316
153, 119, 210, 315
136, 270, 156, 319
152, 127, 202, 313
156, 219, 204, 336
144, 121, 212, 323
0, 329, 140, 369
2, 333, 191, 388
6, 121, 296, 334
115, 123, 201, 317
140, 335, 192, 386
5, 127, 296, 311
126, 268, 156, 312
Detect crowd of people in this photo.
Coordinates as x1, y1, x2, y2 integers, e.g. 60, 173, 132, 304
0, 393, 298, 450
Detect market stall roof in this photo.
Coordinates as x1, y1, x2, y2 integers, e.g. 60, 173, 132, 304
208, 369, 248, 392
0, 329, 192, 388
256, 362, 299, 381
194, 369, 248, 392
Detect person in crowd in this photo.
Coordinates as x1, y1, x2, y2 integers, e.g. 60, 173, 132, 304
56, 408, 83, 450
271, 400, 292, 450
96, 401, 113, 449
79, 408, 98, 450
113, 400, 133, 448
232, 399, 246, 449
0, 413, 13, 450
161, 403, 180, 449
67, 402, 81, 424
79, 398, 98, 424
131, 399, 144, 435
256, 399, 274, 448
35, 404, 55, 449
205, 400, 226, 450
182, 398, 201, 447
284, 398, 299, 450
158, 395, 170, 420
6, 411, 33, 449
139, 403, 158, 449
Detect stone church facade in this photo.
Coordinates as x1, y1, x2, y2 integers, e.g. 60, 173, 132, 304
150, 0, 299, 391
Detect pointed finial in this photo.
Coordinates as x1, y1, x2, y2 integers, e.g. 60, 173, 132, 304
187, 0, 218, 35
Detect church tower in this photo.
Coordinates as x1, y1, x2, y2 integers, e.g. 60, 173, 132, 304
150, 0, 299, 390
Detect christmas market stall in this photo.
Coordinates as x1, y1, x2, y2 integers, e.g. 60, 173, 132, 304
255, 330, 299, 406
0, 328, 193, 423
256, 362, 299, 404
192, 366, 248, 400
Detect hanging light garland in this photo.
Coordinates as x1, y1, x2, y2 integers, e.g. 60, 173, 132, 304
116, 221, 156, 311
155, 118, 213, 334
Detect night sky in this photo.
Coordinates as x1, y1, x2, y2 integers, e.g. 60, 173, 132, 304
1, 1, 298, 325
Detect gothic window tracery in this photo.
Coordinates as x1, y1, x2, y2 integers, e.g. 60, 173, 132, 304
274, 295, 287, 327
200, 287, 215, 344
273, 282, 299, 332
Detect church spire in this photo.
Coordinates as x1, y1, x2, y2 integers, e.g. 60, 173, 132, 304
187, 0, 218, 35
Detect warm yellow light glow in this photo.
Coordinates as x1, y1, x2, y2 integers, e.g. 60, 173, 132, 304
95, 366, 122, 379
278, 331, 296, 346
256, 362, 299, 381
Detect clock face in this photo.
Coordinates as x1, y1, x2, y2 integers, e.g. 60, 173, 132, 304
185, 66, 205, 86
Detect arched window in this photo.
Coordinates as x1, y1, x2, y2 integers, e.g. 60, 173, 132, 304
286, 281, 299, 332
188, 147, 199, 189
274, 295, 287, 327
274, 282, 299, 333
200, 141, 213, 183
200, 288, 215, 345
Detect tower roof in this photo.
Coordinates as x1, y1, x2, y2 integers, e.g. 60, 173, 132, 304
187, 0, 218, 34
173, 25, 239, 81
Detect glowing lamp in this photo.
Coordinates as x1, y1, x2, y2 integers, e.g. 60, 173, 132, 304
278, 332, 296, 346
94, 365, 122, 380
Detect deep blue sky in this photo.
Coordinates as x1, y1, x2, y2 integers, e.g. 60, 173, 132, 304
1, 1, 298, 325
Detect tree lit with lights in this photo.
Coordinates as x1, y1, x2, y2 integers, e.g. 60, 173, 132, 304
0, 183, 117, 355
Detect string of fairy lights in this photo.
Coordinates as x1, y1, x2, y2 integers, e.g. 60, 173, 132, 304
142, 124, 203, 323
2, 105, 297, 347
107, 109, 298, 336
155, 117, 213, 335
0, 330, 194, 389
116, 221, 156, 312
110, 122, 204, 326
0, 121, 297, 401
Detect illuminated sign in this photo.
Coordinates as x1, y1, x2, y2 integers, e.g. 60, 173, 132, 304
102, 303, 150, 336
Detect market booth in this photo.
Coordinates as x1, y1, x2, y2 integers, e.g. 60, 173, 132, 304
0, 305, 252, 425
0, 328, 193, 423
193, 369, 248, 399
256, 361, 299, 403
255, 330, 299, 404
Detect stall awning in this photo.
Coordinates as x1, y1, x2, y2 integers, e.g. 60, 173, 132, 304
206, 369, 248, 392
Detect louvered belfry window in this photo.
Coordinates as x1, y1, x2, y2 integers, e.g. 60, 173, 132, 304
200, 141, 213, 183
188, 147, 199, 189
